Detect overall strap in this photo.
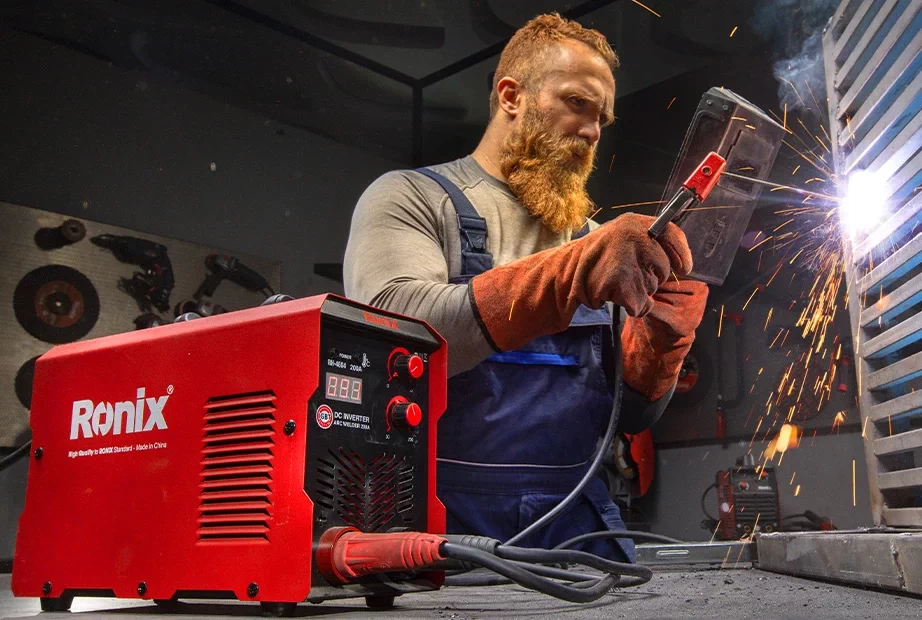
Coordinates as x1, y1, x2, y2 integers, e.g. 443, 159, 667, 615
416, 168, 494, 276
571, 220, 592, 240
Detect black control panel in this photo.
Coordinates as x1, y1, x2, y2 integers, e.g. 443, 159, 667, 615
305, 300, 441, 588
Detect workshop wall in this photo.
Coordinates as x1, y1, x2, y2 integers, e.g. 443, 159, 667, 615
0, 28, 404, 299
0, 30, 405, 563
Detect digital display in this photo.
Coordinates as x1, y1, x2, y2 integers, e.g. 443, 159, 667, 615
325, 372, 363, 404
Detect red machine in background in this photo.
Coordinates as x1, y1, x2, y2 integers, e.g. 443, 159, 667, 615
12, 295, 447, 615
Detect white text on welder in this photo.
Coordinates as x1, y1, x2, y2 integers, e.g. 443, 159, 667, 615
70, 388, 169, 440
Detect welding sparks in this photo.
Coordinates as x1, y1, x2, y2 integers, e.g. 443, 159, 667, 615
718, 305, 725, 337
508, 300, 515, 321
742, 287, 759, 311
629, 0, 661, 18
610, 200, 664, 210
748, 235, 773, 252
794, 484, 801, 497
729, 26, 738, 37
852, 459, 857, 506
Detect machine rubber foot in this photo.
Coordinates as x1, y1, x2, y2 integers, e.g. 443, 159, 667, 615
260, 602, 297, 617
40, 595, 74, 612
153, 597, 179, 610
365, 595, 396, 610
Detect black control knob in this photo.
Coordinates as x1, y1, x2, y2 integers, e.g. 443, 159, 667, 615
393, 354, 425, 381
387, 399, 423, 432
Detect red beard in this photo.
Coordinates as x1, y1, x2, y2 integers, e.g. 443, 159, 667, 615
500, 105, 597, 234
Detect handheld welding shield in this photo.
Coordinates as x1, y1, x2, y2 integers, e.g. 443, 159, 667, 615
659, 87, 786, 285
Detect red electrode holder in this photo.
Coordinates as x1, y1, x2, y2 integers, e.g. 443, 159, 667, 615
648, 151, 727, 238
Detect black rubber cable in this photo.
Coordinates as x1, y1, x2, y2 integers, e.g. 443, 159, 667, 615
0, 440, 32, 473
700, 483, 718, 522
495, 545, 653, 581
553, 529, 683, 549
441, 543, 620, 603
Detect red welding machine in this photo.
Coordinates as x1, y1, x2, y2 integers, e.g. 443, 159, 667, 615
12, 295, 447, 615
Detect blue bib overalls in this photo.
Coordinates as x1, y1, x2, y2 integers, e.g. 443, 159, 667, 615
416, 168, 635, 562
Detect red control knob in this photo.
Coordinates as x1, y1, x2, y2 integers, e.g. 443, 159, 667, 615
387, 397, 423, 431
393, 354, 425, 380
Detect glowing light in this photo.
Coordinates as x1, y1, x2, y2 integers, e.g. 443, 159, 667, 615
840, 170, 888, 235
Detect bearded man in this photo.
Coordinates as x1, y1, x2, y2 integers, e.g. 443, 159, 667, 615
343, 13, 707, 562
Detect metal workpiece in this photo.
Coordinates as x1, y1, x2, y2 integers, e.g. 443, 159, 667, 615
757, 531, 922, 595
636, 541, 757, 567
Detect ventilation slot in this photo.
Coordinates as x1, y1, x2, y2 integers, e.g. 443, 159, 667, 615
198, 391, 277, 543
316, 448, 415, 531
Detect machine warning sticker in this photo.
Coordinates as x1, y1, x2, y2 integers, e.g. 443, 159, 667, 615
316, 404, 334, 429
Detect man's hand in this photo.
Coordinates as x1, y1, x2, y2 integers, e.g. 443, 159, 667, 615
469, 213, 693, 352
621, 279, 708, 401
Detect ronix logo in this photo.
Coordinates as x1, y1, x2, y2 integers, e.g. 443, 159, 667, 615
70, 386, 170, 440
362, 311, 398, 331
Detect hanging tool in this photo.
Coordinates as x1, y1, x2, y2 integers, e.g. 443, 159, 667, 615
90, 234, 175, 313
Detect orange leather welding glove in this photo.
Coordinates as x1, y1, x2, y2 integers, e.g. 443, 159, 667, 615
470, 213, 693, 352
621, 279, 708, 401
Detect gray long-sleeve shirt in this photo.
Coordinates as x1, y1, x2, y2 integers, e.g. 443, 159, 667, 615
343, 155, 672, 432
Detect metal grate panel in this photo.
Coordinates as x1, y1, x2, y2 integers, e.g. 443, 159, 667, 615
315, 448, 415, 532
825, 0, 922, 526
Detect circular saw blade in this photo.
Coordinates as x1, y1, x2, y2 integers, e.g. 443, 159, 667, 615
14, 265, 100, 343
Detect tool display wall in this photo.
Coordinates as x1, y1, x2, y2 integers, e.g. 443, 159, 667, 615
0, 201, 281, 448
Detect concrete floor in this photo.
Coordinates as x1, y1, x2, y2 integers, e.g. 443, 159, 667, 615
2, 568, 921, 620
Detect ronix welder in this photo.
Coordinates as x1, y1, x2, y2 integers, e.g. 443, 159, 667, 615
12, 295, 447, 614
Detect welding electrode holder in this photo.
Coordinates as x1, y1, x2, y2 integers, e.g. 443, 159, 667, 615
648, 151, 727, 239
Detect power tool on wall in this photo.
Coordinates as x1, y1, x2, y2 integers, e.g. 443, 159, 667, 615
174, 254, 275, 317
90, 234, 175, 313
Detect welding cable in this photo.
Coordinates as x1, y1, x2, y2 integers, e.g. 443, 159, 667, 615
440, 543, 619, 603
505, 306, 625, 547
553, 529, 683, 550
0, 439, 32, 473
494, 545, 653, 582
700, 483, 719, 522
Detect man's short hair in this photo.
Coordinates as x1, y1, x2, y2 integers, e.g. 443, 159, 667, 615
489, 13, 619, 118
